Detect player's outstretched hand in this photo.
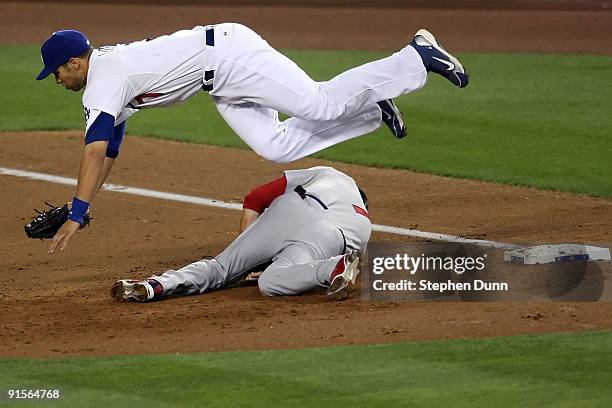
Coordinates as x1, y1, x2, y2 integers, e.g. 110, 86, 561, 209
48, 220, 81, 254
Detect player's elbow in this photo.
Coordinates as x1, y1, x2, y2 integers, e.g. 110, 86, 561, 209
84, 140, 109, 157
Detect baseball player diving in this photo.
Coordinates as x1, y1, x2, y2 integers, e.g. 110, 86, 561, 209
111, 166, 371, 301
35, 23, 468, 254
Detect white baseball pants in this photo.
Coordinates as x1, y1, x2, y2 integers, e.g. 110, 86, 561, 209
206, 23, 428, 163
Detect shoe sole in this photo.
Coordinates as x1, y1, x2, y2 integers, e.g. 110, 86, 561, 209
111, 280, 149, 302
415, 28, 467, 86
327, 251, 361, 301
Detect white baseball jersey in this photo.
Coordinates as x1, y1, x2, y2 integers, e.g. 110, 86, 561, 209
283, 166, 371, 252
83, 26, 210, 132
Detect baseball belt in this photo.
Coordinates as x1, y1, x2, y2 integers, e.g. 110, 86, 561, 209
203, 27, 215, 92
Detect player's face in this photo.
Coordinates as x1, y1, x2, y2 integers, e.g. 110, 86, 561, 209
54, 60, 87, 92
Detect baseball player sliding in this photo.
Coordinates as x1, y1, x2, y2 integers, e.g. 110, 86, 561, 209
112, 166, 371, 301
35, 23, 468, 254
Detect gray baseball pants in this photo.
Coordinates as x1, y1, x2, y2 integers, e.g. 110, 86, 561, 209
152, 192, 346, 296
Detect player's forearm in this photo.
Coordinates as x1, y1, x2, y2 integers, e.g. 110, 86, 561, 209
239, 209, 260, 233
75, 141, 108, 204
90, 157, 116, 202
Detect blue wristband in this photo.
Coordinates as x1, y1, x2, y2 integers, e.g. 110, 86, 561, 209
69, 197, 90, 224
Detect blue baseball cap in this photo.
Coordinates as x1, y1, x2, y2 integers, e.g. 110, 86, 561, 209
36, 30, 91, 81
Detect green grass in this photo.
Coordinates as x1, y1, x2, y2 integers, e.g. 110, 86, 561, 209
2, 45, 611, 197
1, 330, 611, 407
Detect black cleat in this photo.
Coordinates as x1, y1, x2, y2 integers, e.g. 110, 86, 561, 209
377, 99, 407, 139
410, 28, 469, 88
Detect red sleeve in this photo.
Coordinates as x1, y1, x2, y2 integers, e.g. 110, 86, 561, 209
243, 175, 288, 213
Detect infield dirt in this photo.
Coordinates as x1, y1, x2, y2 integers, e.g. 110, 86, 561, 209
1, 2, 611, 358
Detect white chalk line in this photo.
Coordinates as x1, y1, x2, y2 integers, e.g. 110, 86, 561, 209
1, 166, 520, 250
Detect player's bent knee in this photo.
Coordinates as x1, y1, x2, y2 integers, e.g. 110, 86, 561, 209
269, 155, 293, 164
255, 150, 292, 164
257, 272, 290, 296
257, 275, 278, 297
251, 143, 297, 164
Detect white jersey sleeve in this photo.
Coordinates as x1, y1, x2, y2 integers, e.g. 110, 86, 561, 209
82, 66, 136, 121
82, 28, 207, 122
84, 108, 103, 134
84, 106, 136, 134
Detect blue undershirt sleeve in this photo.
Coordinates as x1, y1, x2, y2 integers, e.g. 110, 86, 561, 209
83, 111, 126, 158
106, 121, 126, 159
84, 111, 114, 145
